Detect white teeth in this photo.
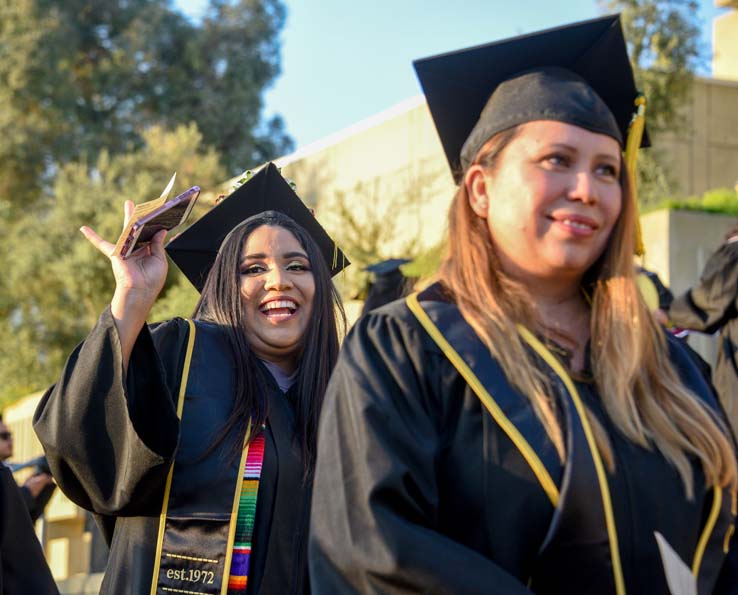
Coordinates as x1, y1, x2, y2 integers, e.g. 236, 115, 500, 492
260, 299, 297, 312
562, 219, 594, 230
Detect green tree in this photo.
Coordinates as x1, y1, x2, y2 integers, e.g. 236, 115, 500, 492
322, 167, 445, 299
600, 0, 702, 203
0, 0, 292, 211
0, 124, 222, 404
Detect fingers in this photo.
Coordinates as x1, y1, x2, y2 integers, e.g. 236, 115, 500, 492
148, 229, 169, 259
80, 226, 115, 257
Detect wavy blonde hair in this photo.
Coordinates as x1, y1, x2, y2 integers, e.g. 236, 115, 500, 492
440, 127, 737, 498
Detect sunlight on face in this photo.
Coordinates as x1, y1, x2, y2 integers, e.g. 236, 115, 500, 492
239, 225, 316, 373
468, 120, 622, 286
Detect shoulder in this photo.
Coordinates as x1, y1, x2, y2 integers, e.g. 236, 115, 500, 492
152, 317, 236, 364
346, 283, 454, 359
149, 316, 228, 340
148, 317, 191, 353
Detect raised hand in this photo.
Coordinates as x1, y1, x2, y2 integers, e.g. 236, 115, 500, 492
80, 200, 169, 297
80, 200, 169, 368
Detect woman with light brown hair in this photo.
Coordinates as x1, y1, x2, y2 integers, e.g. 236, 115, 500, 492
309, 15, 738, 595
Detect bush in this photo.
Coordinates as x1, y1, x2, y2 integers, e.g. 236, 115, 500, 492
644, 187, 738, 215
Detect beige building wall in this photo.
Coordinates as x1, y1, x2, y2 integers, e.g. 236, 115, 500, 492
714, 1, 738, 81
658, 3, 738, 195
275, 96, 457, 270
657, 77, 738, 196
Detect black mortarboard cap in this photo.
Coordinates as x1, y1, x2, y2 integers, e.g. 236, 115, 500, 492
413, 14, 650, 183
166, 162, 349, 291
364, 258, 412, 276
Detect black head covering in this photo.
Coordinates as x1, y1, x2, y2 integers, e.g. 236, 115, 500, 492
361, 258, 416, 315
413, 14, 649, 183
166, 162, 349, 291
364, 258, 412, 275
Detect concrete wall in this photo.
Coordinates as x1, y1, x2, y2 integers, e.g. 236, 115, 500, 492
657, 77, 738, 196
641, 209, 737, 364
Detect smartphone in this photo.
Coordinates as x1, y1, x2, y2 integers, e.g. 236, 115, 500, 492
119, 186, 201, 259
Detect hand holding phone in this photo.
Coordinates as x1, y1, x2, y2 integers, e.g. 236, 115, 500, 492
114, 185, 201, 259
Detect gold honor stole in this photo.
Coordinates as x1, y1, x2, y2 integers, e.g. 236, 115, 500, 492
149, 320, 253, 595
406, 293, 735, 595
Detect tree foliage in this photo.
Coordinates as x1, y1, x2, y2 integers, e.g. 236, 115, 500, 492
323, 167, 444, 299
0, 125, 222, 404
602, 0, 701, 133
647, 186, 738, 215
0, 0, 292, 211
600, 0, 703, 203
0, 0, 291, 405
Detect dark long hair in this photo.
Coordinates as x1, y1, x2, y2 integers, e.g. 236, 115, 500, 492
193, 211, 345, 477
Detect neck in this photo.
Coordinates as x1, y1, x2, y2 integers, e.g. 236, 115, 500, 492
259, 354, 298, 375
527, 281, 586, 321
518, 275, 591, 369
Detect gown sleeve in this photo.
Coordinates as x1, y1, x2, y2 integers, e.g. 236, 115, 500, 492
669, 242, 738, 333
0, 465, 59, 595
32, 307, 186, 517
309, 307, 533, 594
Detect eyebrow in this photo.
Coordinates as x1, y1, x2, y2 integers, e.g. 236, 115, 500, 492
241, 251, 309, 261
547, 142, 620, 161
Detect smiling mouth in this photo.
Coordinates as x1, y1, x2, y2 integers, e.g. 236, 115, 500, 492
548, 215, 599, 233
259, 299, 298, 321
560, 218, 595, 231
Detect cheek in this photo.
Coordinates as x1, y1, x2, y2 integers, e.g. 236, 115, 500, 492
603, 189, 623, 230
302, 279, 317, 312
487, 199, 537, 246
239, 279, 258, 305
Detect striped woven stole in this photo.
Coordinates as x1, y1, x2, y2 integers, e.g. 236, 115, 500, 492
227, 428, 266, 594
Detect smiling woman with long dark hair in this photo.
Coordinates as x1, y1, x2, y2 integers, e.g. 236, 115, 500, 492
33, 164, 346, 595
309, 16, 738, 595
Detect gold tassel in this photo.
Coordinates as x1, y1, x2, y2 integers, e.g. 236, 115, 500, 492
624, 95, 647, 256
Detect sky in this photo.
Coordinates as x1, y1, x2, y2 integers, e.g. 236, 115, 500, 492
175, 0, 727, 151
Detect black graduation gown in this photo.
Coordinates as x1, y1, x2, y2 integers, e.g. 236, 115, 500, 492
669, 241, 738, 441
33, 308, 311, 595
309, 284, 738, 594
0, 464, 59, 595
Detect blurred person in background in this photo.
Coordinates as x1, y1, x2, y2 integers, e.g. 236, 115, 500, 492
0, 416, 55, 522
668, 215, 738, 442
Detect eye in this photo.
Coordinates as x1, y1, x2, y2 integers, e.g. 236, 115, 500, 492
542, 153, 570, 168
240, 264, 266, 275
595, 163, 619, 179
286, 260, 311, 272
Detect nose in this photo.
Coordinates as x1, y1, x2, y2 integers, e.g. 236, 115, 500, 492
568, 170, 597, 204
264, 266, 293, 290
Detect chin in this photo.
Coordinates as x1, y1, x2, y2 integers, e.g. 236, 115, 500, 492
545, 250, 600, 274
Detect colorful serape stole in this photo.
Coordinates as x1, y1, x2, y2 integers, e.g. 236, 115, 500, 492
227, 427, 266, 594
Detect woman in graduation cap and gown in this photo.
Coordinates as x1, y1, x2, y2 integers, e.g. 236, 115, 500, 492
309, 16, 738, 595
33, 164, 347, 595
668, 224, 738, 443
